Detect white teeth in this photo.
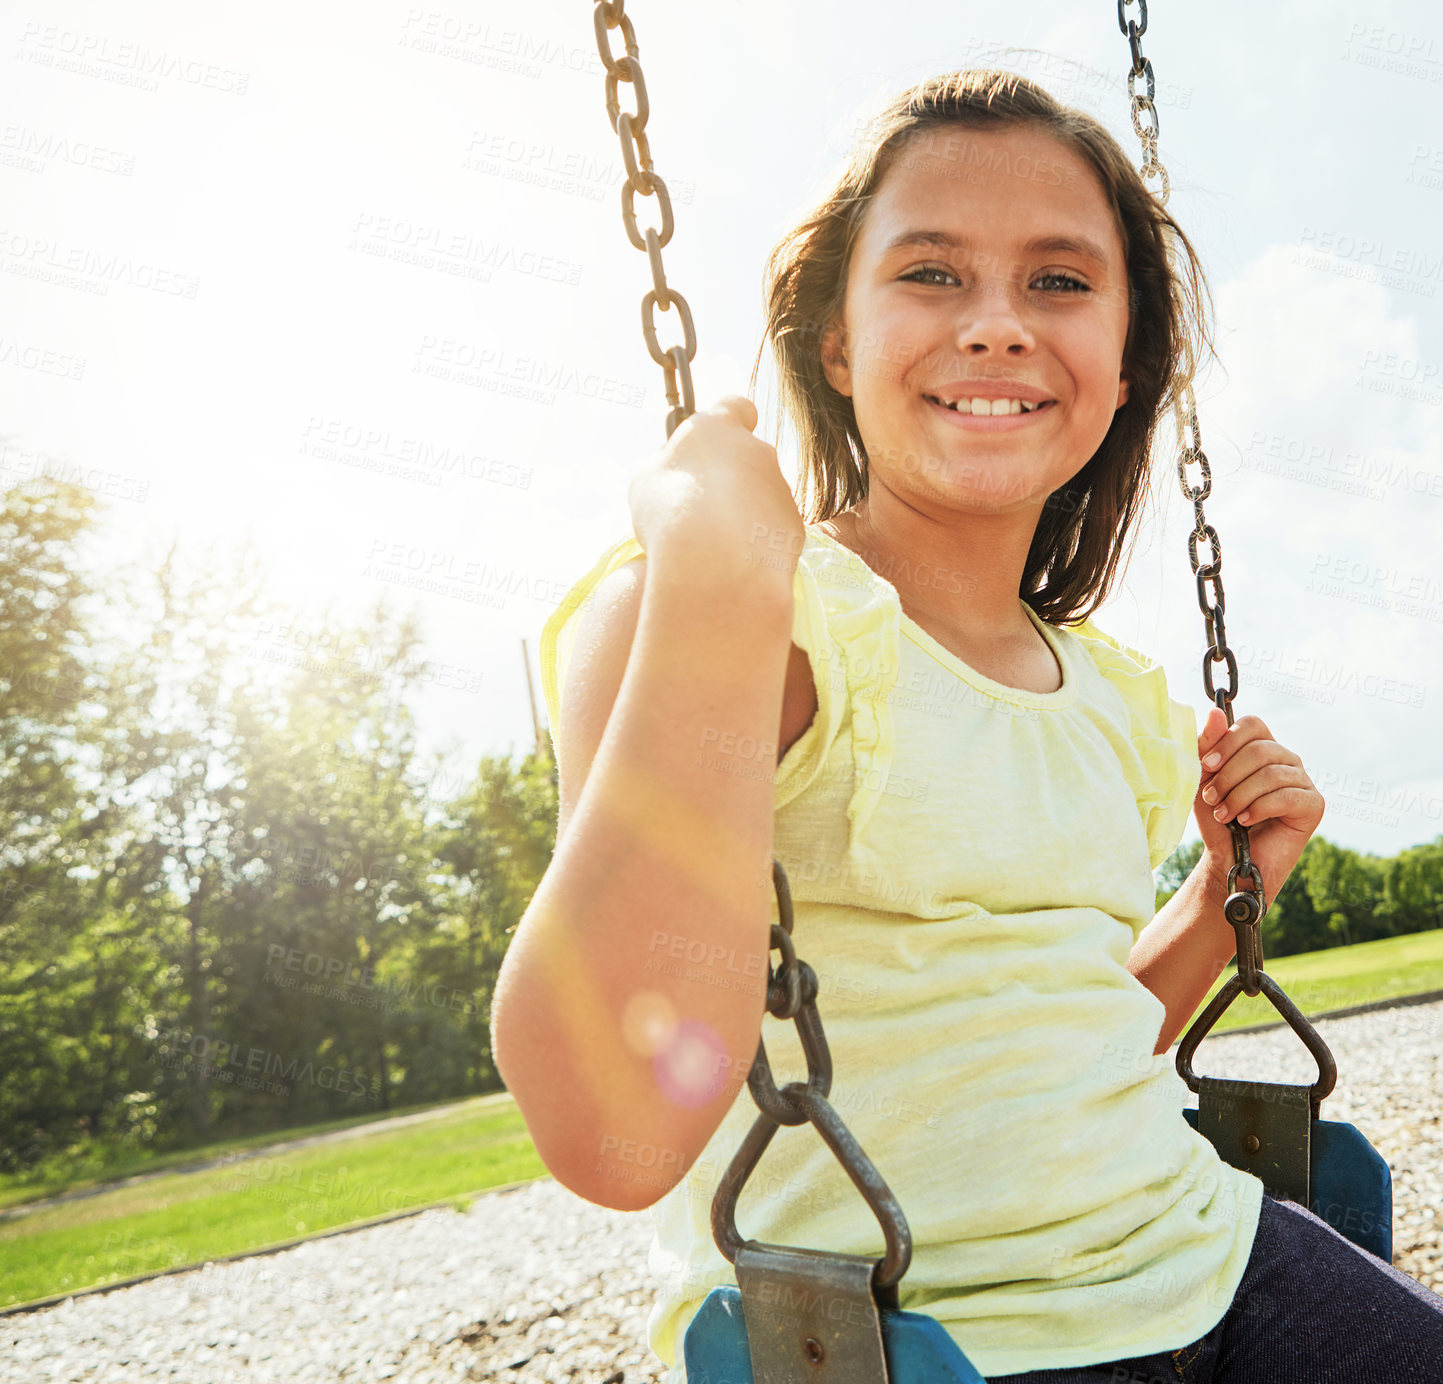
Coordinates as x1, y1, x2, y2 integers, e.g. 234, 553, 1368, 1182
931, 395, 1041, 415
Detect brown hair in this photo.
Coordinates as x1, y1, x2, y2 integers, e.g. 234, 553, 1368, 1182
746, 67, 1215, 626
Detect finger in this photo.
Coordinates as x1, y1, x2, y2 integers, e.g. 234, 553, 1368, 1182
1201, 739, 1256, 802
1197, 705, 1228, 756
1232, 786, 1317, 829
1206, 762, 1302, 823
1201, 741, 1269, 806
1201, 739, 1302, 807
1199, 712, 1270, 772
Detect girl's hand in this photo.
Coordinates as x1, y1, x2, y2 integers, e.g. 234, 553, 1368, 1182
1193, 706, 1325, 900
628, 395, 805, 588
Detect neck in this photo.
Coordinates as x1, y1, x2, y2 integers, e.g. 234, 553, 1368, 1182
826, 484, 1043, 642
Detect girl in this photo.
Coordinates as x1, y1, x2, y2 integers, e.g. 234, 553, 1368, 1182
490, 70, 1443, 1383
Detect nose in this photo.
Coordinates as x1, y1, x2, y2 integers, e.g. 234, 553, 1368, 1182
957, 282, 1035, 357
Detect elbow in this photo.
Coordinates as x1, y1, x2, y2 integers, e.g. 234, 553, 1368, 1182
492, 1010, 682, 1215
515, 1102, 682, 1213
567, 1163, 680, 1214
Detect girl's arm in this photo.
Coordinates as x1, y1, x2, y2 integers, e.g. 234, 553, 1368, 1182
490, 552, 795, 1211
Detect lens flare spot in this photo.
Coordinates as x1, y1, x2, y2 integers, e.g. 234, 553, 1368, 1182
621, 990, 678, 1058
654, 1018, 728, 1109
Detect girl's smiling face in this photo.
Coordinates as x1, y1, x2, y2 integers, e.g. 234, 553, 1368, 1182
821, 123, 1132, 517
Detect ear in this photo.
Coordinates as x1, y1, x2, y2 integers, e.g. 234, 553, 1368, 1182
821, 321, 853, 398
1115, 373, 1130, 409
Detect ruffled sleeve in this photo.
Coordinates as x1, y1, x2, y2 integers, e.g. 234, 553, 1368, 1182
771, 537, 838, 810
1069, 618, 1201, 871
784, 531, 902, 849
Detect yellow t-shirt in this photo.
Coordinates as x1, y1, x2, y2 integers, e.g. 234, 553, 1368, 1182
536, 523, 1264, 1380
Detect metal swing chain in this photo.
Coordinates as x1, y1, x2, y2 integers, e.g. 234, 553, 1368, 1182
590, 0, 698, 440
1118, 3, 1339, 1125
1116, 0, 1269, 993
589, 0, 914, 1298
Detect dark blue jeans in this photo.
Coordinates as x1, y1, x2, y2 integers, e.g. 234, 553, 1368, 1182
988, 1191, 1443, 1383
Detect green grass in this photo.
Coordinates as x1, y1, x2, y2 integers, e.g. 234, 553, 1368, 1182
3, 928, 1441, 1308
0, 1093, 546, 1307
1174, 927, 1443, 1041
0, 1095, 469, 1213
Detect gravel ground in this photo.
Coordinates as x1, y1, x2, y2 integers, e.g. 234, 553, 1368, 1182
3, 999, 1440, 1384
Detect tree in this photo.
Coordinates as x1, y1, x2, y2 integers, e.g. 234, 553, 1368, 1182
411, 750, 557, 1098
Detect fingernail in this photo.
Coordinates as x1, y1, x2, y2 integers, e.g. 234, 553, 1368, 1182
1203, 752, 1221, 768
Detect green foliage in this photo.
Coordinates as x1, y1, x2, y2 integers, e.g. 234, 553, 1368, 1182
0, 478, 555, 1175
1154, 833, 1443, 963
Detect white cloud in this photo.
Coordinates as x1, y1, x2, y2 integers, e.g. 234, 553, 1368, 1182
1171, 244, 1443, 849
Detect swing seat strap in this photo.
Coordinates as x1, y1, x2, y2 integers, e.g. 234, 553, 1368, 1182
734, 1243, 893, 1384
1197, 1074, 1313, 1207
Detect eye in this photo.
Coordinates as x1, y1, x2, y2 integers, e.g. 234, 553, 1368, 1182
901, 265, 1092, 293
900, 264, 958, 286
1033, 272, 1090, 293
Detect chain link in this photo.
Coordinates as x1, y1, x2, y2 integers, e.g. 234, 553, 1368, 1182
709, 864, 913, 1290
590, 0, 912, 1292
1117, 0, 1267, 986
591, 1, 698, 439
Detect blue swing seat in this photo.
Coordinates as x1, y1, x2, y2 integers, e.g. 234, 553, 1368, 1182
1180, 1105, 1393, 1263
682, 1283, 987, 1384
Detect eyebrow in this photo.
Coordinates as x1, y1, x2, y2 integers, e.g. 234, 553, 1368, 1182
879, 229, 1114, 268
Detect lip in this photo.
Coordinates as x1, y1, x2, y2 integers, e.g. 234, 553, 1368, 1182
923, 394, 1057, 429
927, 383, 1053, 405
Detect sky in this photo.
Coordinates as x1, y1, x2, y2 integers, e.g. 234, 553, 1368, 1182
2, 0, 1441, 861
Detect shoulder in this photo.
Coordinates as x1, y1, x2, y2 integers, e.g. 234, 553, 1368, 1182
589, 550, 816, 765
1064, 615, 1162, 673
541, 533, 818, 774
538, 534, 647, 759
580, 553, 646, 631
564, 554, 647, 693
1063, 617, 1201, 869
1062, 615, 1173, 723
790, 525, 906, 666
